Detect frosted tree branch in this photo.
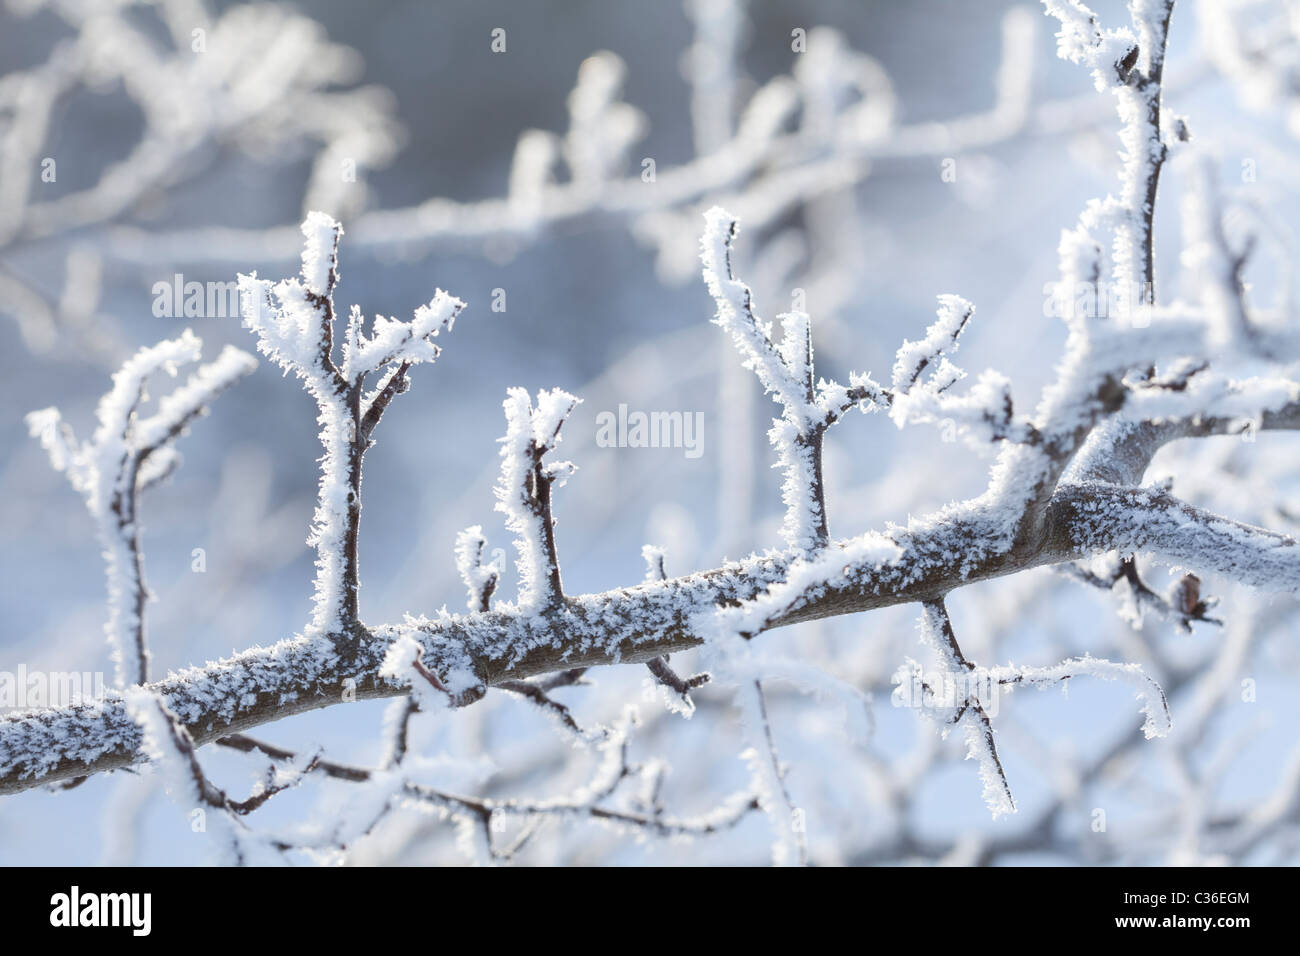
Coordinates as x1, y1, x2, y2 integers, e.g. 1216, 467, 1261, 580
0, 0, 401, 354
8, 0, 1300, 868
641, 546, 710, 713
25, 332, 255, 684
238, 212, 464, 652
455, 526, 501, 613
494, 388, 581, 613
85, 4, 1040, 279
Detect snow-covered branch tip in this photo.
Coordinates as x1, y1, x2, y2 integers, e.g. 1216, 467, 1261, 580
455, 526, 502, 612
886, 295, 1036, 447
26, 331, 255, 685
493, 387, 581, 613
238, 212, 465, 648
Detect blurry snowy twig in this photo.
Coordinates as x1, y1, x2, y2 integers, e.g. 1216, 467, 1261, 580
0, 0, 401, 353
25, 330, 254, 684
88, 2, 1040, 281
216, 718, 760, 864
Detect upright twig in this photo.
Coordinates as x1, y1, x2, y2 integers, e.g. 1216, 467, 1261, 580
494, 388, 580, 612
238, 213, 463, 651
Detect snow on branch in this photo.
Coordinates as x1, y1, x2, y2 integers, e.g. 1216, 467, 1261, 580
1057, 482, 1300, 592
695, 536, 895, 860
235, 711, 758, 864
881, 0, 1186, 561
700, 207, 818, 416
701, 207, 1047, 557
640, 546, 710, 716
914, 598, 1017, 817
891, 293, 975, 392
1045, 0, 1174, 302
1059, 555, 1220, 632
905, 597, 1170, 817
26, 331, 255, 685
14, 0, 1300, 866
455, 526, 501, 612
238, 213, 465, 645
494, 387, 581, 613
700, 205, 889, 552
1175, 155, 1300, 361
379, 633, 479, 710
122, 688, 257, 865
0, 0, 402, 355
564, 53, 647, 190
988, 655, 1171, 740
886, 294, 1040, 447
346, 294, 462, 380
87, 0, 1040, 284
738, 680, 807, 866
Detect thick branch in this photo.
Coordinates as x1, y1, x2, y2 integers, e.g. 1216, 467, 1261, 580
5, 479, 1295, 795
1071, 400, 1300, 485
